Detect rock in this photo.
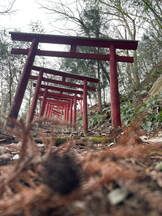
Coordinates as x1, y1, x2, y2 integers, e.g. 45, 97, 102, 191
12, 154, 20, 160
108, 188, 128, 205
155, 162, 162, 171
149, 75, 162, 97
37, 143, 45, 148
107, 142, 114, 147
73, 201, 85, 209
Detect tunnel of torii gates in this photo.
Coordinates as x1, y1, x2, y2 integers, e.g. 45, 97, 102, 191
8, 32, 138, 134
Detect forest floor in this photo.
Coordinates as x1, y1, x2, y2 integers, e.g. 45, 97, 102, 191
0, 117, 162, 216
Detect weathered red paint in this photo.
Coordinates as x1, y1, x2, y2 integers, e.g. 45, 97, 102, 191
45, 103, 50, 117
32, 66, 99, 83
66, 105, 70, 123
109, 45, 121, 127
44, 100, 70, 121
66, 105, 69, 122
44, 102, 50, 117
39, 91, 82, 123
83, 80, 88, 134
34, 83, 83, 95
51, 109, 62, 115
9, 31, 138, 129
64, 106, 67, 121
12, 48, 134, 63
10, 32, 138, 50
52, 110, 62, 118
41, 98, 71, 107
30, 75, 96, 91
27, 71, 43, 124
9, 39, 38, 119
79, 100, 83, 115
40, 88, 48, 117
39, 91, 83, 101
73, 95, 77, 128
69, 100, 73, 126
43, 100, 67, 119
49, 104, 53, 118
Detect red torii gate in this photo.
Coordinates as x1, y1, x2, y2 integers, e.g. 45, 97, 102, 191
30, 75, 96, 91
35, 85, 80, 127
40, 98, 73, 123
9, 32, 138, 129
34, 83, 83, 95
44, 102, 64, 120
29, 72, 97, 129
30, 66, 98, 133
33, 95, 72, 121
27, 67, 97, 132
39, 90, 83, 122
39, 90, 76, 124
27, 80, 79, 126
38, 89, 83, 119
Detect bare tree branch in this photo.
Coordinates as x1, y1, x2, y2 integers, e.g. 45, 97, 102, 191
0, 0, 16, 14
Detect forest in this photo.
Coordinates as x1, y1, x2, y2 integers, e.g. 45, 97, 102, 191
0, 0, 161, 215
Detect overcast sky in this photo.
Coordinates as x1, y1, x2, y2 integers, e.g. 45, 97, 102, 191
0, 0, 78, 36
0, 0, 81, 37
0, 0, 50, 32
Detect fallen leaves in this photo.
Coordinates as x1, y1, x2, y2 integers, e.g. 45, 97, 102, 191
0, 118, 161, 215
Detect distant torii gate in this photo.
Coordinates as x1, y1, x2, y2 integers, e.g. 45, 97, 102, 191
29, 65, 98, 132
9, 32, 138, 129
39, 98, 74, 124
39, 92, 82, 126
26, 66, 97, 132
29, 72, 96, 128
32, 83, 82, 127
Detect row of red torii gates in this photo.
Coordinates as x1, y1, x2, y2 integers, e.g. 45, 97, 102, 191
8, 32, 138, 134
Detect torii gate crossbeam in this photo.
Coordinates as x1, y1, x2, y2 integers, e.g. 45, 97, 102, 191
9, 32, 138, 130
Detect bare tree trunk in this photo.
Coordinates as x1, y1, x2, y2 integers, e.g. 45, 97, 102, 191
97, 60, 102, 112
7, 58, 13, 108
101, 67, 106, 105
132, 50, 140, 90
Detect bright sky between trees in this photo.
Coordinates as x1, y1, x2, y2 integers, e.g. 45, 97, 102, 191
1, 0, 79, 35
0, 0, 50, 32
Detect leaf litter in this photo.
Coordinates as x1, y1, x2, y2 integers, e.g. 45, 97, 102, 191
0, 118, 161, 216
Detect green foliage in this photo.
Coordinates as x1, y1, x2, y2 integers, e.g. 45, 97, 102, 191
142, 97, 162, 132
88, 135, 108, 144
121, 96, 162, 131
89, 112, 107, 128
155, 162, 162, 172
77, 135, 108, 144
55, 137, 67, 146
81, 3, 102, 37
41, 0, 161, 104
0, 42, 8, 59
121, 101, 136, 125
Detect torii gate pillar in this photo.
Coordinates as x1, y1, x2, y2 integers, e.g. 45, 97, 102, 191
8, 39, 38, 119
73, 95, 77, 129
83, 80, 88, 134
109, 45, 121, 127
40, 88, 48, 117
27, 71, 43, 124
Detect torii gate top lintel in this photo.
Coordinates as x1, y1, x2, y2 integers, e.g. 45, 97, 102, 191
9, 31, 138, 130
9, 31, 138, 50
